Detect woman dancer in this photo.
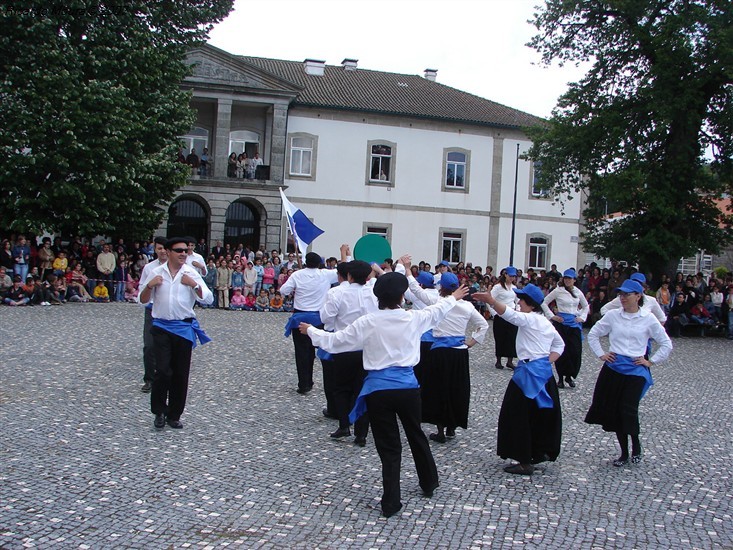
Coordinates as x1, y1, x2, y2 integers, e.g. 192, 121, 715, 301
491, 266, 519, 369
421, 272, 488, 443
541, 268, 589, 388
474, 283, 564, 475
585, 280, 672, 466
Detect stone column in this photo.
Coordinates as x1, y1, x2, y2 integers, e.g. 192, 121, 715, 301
487, 136, 504, 268
269, 103, 288, 184
214, 99, 232, 178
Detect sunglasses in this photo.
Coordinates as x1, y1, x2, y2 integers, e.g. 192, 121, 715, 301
170, 247, 188, 253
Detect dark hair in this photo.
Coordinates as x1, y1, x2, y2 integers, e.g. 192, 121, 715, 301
336, 261, 349, 280
519, 295, 543, 312
305, 252, 321, 268
348, 260, 372, 285
498, 273, 512, 290
559, 278, 578, 299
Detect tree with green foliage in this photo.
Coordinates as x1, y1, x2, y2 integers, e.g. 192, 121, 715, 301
0, 0, 233, 240
526, 0, 732, 278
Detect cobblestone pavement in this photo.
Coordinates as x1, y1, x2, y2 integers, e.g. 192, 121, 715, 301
1, 303, 731, 549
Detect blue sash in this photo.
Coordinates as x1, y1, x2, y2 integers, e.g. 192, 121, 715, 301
348, 367, 419, 423
420, 329, 435, 343
284, 311, 322, 337
606, 354, 654, 399
145, 303, 153, 310
152, 318, 211, 349
513, 357, 554, 409
430, 335, 465, 350
558, 312, 584, 340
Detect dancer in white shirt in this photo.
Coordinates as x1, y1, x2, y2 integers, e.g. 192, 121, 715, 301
541, 268, 589, 388
490, 267, 519, 369
600, 272, 666, 323
474, 283, 564, 475
585, 280, 672, 467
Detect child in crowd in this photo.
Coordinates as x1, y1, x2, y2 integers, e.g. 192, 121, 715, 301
125, 273, 139, 302
230, 288, 246, 310
283, 293, 294, 312
243, 291, 256, 311
255, 289, 269, 311
262, 260, 275, 291
93, 280, 110, 302
52, 251, 68, 276
269, 290, 284, 312
231, 264, 244, 295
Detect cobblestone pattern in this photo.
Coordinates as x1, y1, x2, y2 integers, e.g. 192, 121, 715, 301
1, 304, 731, 548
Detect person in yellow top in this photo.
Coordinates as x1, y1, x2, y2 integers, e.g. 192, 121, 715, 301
93, 280, 110, 302
52, 251, 68, 275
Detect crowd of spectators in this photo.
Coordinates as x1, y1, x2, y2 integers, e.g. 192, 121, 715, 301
3, 233, 732, 339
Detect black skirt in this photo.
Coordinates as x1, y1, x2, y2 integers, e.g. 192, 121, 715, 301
585, 364, 645, 435
413, 340, 433, 388
493, 315, 518, 358
497, 379, 562, 464
553, 321, 582, 378
421, 347, 470, 429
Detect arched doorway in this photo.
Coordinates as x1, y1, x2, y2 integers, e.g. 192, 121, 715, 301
225, 200, 260, 250
167, 197, 209, 243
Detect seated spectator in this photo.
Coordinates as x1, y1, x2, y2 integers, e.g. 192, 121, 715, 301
710, 283, 724, 321
49, 274, 67, 304
656, 281, 672, 314
4, 275, 30, 306
93, 280, 110, 302
283, 293, 294, 312
269, 290, 284, 312
125, 273, 139, 302
689, 301, 715, 326
52, 251, 68, 276
0, 267, 12, 293
665, 292, 690, 337
255, 289, 269, 311
230, 288, 247, 310
243, 291, 256, 311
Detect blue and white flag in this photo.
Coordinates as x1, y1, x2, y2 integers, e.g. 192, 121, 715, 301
279, 188, 324, 256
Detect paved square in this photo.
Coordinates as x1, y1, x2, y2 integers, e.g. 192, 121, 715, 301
1, 304, 731, 548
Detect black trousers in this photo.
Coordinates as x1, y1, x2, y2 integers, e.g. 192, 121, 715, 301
321, 358, 336, 414
332, 351, 369, 438
291, 318, 318, 390
366, 388, 438, 516
150, 326, 193, 421
142, 307, 156, 383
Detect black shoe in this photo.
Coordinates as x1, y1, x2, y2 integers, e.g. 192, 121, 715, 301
566, 377, 576, 388
503, 463, 534, 475
354, 437, 366, 447
322, 407, 337, 419
445, 427, 456, 438
556, 379, 565, 389
381, 503, 403, 518
296, 385, 313, 394
167, 419, 183, 429
422, 483, 439, 498
330, 427, 351, 439
630, 454, 642, 464
495, 360, 504, 369
531, 453, 551, 464
141, 382, 152, 393
612, 457, 629, 467
154, 413, 165, 429
429, 432, 446, 443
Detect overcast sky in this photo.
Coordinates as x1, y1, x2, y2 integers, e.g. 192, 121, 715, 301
207, 0, 588, 119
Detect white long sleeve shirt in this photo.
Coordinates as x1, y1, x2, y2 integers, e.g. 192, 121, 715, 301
279, 267, 339, 311
588, 308, 673, 365
499, 308, 565, 361
542, 286, 589, 321
138, 258, 164, 306
319, 281, 378, 331
490, 282, 518, 315
138, 262, 213, 320
600, 294, 666, 323
307, 297, 459, 370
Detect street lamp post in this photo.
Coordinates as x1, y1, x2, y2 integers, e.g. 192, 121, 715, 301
509, 143, 520, 266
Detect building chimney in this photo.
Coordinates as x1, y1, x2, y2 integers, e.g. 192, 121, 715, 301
303, 59, 326, 76
424, 68, 438, 82
341, 58, 358, 71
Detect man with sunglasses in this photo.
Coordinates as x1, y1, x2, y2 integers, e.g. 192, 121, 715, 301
139, 237, 213, 430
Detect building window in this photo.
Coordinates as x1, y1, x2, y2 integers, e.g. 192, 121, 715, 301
440, 229, 465, 264
362, 222, 392, 243
366, 141, 396, 186
287, 133, 318, 180
527, 235, 549, 270
530, 161, 550, 199
180, 127, 209, 157
229, 130, 260, 158
442, 148, 470, 192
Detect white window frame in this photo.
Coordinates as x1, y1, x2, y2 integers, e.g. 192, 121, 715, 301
366, 140, 396, 186
362, 222, 392, 243
529, 161, 551, 199
287, 133, 318, 181
526, 233, 551, 270
439, 228, 465, 265
442, 148, 470, 192
229, 130, 260, 156
180, 126, 209, 157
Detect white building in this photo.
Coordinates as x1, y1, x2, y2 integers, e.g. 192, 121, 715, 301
167, 44, 584, 271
